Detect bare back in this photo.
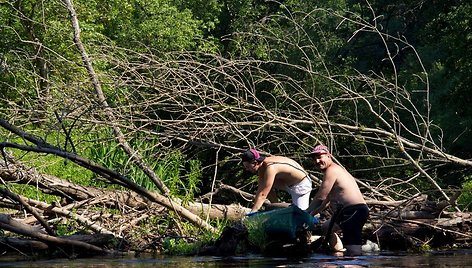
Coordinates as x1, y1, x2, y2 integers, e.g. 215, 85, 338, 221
259, 155, 308, 189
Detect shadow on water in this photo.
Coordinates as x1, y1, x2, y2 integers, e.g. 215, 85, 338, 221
1, 250, 472, 267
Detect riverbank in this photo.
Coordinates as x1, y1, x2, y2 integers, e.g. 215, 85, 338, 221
1, 195, 471, 259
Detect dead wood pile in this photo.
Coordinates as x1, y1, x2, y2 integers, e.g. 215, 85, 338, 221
0, 157, 470, 257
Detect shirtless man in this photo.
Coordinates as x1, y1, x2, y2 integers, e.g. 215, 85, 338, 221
305, 144, 369, 256
241, 149, 312, 212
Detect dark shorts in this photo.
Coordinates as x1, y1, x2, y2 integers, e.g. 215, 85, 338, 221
335, 203, 369, 245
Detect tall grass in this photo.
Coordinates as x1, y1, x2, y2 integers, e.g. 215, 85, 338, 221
6, 183, 61, 204
156, 152, 202, 204
244, 217, 268, 252
1, 127, 203, 203
86, 130, 203, 201
1, 129, 96, 201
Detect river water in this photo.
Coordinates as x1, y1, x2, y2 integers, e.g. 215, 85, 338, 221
1, 250, 472, 267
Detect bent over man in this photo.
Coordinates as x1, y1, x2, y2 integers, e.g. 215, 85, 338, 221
306, 144, 369, 256
241, 149, 312, 212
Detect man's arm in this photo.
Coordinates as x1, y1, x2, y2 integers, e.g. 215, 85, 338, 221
308, 198, 330, 215
306, 198, 323, 214
306, 173, 336, 215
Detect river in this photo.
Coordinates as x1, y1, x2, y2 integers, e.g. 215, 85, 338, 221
1, 249, 472, 267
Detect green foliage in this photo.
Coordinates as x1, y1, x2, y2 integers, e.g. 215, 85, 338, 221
1, 0, 472, 243
2, 123, 204, 202
0, 0, 91, 117
422, 2, 472, 154
418, 242, 432, 252
161, 226, 219, 256
457, 177, 472, 212
162, 237, 195, 255
244, 217, 268, 252
183, 159, 203, 203
156, 151, 202, 204
37, 156, 96, 186
95, 0, 219, 53
1, 0, 221, 120
6, 183, 60, 204
171, 0, 223, 32
86, 130, 203, 199
87, 131, 155, 190
152, 214, 225, 255
3, 128, 97, 186
55, 221, 80, 236
154, 151, 202, 203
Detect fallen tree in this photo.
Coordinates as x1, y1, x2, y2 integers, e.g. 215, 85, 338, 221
1, 153, 470, 257
0, 119, 215, 232
0, 151, 249, 256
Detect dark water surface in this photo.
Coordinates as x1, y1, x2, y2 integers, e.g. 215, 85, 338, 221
1, 250, 472, 267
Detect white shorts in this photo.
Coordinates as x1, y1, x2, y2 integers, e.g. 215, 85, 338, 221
286, 176, 312, 210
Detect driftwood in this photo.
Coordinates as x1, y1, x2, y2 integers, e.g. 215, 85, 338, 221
1, 161, 250, 222
0, 119, 215, 232
62, 0, 170, 196
2, 168, 471, 255
186, 202, 250, 220
0, 187, 55, 236
366, 213, 472, 250
0, 237, 49, 251
1, 0, 471, 257
0, 214, 109, 254
0, 156, 251, 256
199, 183, 256, 205
0, 214, 46, 234
0, 234, 116, 252
0, 147, 471, 256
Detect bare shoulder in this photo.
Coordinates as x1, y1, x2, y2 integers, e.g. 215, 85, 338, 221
267, 155, 290, 162
325, 162, 341, 173
327, 163, 358, 185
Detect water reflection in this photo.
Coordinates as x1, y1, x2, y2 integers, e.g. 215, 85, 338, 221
1, 250, 472, 267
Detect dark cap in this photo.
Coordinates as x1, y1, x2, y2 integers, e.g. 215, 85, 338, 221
306, 144, 330, 156
241, 149, 265, 162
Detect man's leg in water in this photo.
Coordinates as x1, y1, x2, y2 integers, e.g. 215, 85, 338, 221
322, 220, 344, 252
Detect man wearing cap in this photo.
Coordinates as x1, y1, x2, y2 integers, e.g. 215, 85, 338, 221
241, 149, 312, 213
306, 144, 369, 256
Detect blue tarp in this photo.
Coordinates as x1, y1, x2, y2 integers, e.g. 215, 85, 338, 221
244, 206, 319, 242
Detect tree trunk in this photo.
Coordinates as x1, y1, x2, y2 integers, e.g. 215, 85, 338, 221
0, 214, 109, 254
